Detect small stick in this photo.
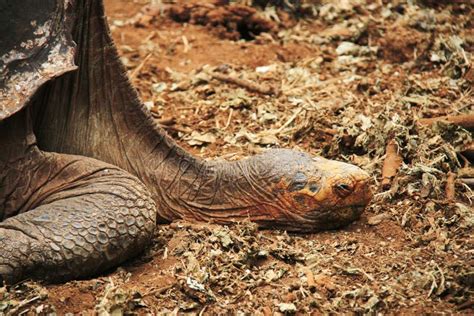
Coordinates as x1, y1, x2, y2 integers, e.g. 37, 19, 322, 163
157, 124, 191, 134
446, 172, 456, 201
381, 139, 403, 190
209, 71, 276, 95
182, 35, 190, 53
224, 108, 233, 130
142, 31, 157, 44
418, 113, 474, 130
277, 107, 305, 133
143, 284, 175, 297
321, 128, 337, 135
169, 221, 210, 231
7, 295, 42, 315
459, 178, 474, 187
156, 117, 176, 126
130, 53, 152, 79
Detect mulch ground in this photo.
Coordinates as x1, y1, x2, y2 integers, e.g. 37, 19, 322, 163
1, 0, 472, 314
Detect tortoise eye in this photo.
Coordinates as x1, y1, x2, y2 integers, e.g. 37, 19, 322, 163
308, 182, 319, 193
334, 182, 354, 198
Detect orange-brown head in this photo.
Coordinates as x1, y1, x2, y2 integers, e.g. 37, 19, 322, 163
243, 149, 372, 231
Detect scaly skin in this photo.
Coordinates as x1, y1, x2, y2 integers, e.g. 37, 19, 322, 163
0, 149, 156, 284
0, 114, 156, 284
0, 0, 372, 284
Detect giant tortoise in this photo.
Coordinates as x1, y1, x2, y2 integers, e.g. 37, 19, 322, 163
0, 0, 372, 284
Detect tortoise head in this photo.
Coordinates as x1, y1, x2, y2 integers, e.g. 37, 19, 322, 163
248, 149, 372, 231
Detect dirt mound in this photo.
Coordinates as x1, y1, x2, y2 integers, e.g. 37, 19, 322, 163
379, 24, 432, 63
169, 3, 276, 40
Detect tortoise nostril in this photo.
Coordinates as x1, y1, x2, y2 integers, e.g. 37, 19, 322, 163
334, 183, 354, 197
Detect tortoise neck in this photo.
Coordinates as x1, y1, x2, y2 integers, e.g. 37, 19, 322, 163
155, 158, 280, 224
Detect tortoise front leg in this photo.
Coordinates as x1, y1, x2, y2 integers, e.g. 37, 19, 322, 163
0, 151, 156, 284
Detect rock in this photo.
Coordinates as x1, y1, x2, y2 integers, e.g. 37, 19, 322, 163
278, 302, 297, 314
336, 41, 361, 56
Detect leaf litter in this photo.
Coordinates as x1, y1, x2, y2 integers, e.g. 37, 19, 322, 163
1, 0, 473, 314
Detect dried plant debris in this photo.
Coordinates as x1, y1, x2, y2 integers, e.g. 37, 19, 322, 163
0, 282, 51, 315
5, 0, 474, 314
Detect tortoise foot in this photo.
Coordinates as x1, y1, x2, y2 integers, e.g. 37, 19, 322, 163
0, 150, 157, 284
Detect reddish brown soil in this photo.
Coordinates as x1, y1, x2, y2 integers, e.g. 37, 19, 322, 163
3, 0, 472, 314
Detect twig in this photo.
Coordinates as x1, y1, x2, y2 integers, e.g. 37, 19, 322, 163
209, 71, 276, 95
427, 272, 438, 298
435, 262, 446, 296
7, 295, 42, 315
156, 116, 175, 126
141, 31, 156, 44
277, 107, 305, 133
169, 221, 210, 231
418, 113, 474, 130
182, 35, 191, 53
446, 172, 456, 201
157, 124, 191, 134
130, 53, 152, 79
143, 284, 175, 297
199, 306, 208, 316
321, 128, 337, 136
459, 178, 474, 187
224, 108, 233, 130
381, 139, 403, 190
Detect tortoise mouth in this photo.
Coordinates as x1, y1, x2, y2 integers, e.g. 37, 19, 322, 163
255, 204, 368, 232
303, 204, 366, 230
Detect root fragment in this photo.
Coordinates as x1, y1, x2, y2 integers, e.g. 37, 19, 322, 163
418, 113, 474, 130
208, 71, 277, 95
445, 172, 456, 201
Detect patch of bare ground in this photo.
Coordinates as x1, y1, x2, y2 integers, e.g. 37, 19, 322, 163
1, 0, 472, 314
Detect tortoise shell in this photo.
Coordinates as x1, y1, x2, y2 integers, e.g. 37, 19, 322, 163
0, 0, 76, 121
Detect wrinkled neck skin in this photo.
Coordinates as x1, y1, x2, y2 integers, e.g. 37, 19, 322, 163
30, 0, 289, 225
153, 156, 293, 225
156, 150, 322, 228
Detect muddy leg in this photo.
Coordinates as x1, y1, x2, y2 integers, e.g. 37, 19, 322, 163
0, 151, 156, 284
